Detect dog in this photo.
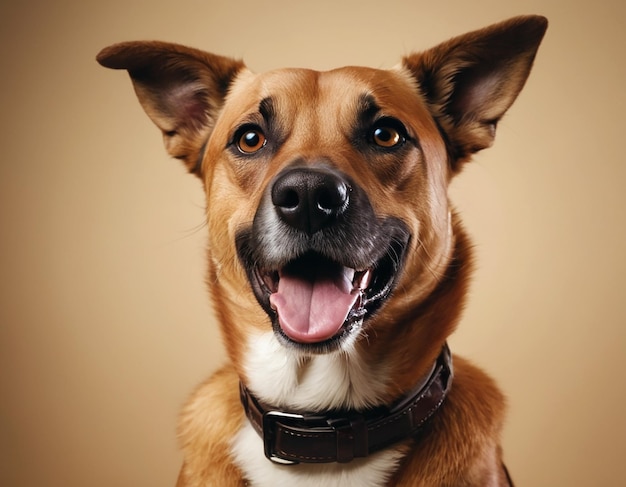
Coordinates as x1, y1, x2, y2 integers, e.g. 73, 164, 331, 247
97, 15, 547, 486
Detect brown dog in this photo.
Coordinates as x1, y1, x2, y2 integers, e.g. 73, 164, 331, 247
98, 15, 547, 486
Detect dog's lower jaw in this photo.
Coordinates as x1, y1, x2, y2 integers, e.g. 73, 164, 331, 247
231, 420, 406, 487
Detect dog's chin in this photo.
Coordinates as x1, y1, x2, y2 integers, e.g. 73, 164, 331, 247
237, 223, 410, 354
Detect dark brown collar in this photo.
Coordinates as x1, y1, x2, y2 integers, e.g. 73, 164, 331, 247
239, 343, 453, 465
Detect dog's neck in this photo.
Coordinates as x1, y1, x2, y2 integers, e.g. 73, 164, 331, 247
240, 344, 453, 464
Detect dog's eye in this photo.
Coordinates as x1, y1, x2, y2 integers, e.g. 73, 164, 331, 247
371, 119, 406, 149
236, 126, 266, 154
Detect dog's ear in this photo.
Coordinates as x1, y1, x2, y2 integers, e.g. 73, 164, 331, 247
97, 41, 245, 176
403, 15, 547, 171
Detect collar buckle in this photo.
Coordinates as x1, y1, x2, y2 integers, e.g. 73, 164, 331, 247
262, 410, 305, 465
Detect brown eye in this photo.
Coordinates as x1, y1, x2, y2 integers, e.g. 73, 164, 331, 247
371, 118, 407, 149
237, 127, 266, 154
373, 126, 402, 148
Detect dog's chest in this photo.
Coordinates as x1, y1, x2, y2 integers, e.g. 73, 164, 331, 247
242, 331, 391, 410
231, 332, 402, 485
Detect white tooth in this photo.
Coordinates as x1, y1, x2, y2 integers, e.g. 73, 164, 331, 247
343, 267, 356, 283
358, 270, 372, 289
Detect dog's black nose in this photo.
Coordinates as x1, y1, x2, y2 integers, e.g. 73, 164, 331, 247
271, 166, 349, 234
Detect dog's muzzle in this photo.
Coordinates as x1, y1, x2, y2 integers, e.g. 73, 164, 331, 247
236, 163, 410, 352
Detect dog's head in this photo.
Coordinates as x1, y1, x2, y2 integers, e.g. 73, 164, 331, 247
98, 16, 546, 371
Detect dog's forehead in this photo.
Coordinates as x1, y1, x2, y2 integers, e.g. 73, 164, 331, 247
226, 65, 426, 119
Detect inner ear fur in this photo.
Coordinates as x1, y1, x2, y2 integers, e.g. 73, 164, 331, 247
97, 41, 245, 176
403, 15, 548, 171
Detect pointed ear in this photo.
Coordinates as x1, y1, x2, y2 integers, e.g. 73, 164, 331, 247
403, 15, 547, 171
97, 41, 245, 176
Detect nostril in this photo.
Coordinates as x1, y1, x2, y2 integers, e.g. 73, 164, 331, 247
317, 182, 348, 212
277, 188, 300, 209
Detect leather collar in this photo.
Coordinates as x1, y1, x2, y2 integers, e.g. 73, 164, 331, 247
239, 343, 453, 465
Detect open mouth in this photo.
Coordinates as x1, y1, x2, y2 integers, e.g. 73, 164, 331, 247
237, 223, 410, 351
259, 254, 371, 344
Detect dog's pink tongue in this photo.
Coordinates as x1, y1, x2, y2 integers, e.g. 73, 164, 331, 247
269, 263, 360, 343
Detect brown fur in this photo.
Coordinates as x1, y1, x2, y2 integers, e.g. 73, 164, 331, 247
97, 15, 547, 486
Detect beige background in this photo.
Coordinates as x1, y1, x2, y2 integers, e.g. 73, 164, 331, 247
1, 0, 624, 486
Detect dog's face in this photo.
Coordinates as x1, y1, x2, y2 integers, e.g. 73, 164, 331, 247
97, 16, 546, 376
204, 67, 450, 355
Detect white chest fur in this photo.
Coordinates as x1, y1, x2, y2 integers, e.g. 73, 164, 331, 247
241, 331, 391, 410
230, 331, 403, 486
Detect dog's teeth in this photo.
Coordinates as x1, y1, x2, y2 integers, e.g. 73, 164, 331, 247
353, 270, 372, 290
342, 267, 356, 283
